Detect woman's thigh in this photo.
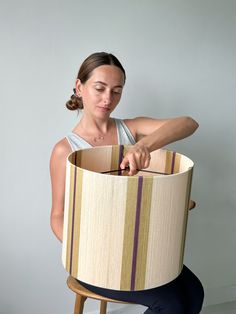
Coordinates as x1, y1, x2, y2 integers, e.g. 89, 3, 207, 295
78, 265, 204, 313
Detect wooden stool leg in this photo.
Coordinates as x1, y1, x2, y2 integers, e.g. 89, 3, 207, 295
74, 294, 87, 314
100, 300, 107, 314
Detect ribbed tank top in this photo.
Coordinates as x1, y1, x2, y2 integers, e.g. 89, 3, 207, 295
66, 118, 136, 151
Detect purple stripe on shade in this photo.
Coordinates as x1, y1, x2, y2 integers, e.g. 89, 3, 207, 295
118, 145, 124, 176
69, 153, 77, 274
130, 176, 143, 290
171, 151, 176, 174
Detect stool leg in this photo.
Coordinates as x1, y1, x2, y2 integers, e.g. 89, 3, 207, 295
100, 300, 107, 314
74, 294, 87, 314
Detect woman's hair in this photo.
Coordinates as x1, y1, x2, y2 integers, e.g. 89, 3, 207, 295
66, 52, 126, 111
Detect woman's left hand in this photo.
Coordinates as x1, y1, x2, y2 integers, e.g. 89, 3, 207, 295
120, 144, 151, 176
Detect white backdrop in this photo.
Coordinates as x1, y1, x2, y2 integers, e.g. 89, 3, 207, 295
1, 0, 236, 313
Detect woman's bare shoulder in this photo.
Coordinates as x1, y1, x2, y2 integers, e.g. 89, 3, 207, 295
123, 117, 153, 138
123, 117, 151, 129
123, 118, 138, 135
123, 116, 168, 138
50, 137, 72, 164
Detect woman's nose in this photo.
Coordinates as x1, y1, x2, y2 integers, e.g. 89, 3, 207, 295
103, 90, 112, 105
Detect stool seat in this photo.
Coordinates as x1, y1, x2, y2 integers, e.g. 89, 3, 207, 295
67, 276, 130, 314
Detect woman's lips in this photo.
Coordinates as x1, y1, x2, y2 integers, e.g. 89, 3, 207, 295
97, 106, 111, 112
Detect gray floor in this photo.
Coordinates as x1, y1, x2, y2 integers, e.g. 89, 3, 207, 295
201, 301, 236, 314
109, 301, 236, 314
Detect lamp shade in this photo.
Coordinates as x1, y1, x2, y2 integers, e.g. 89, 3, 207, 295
62, 145, 194, 291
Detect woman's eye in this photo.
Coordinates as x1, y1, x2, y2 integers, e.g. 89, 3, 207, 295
95, 86, 104, 92
113, 90, 122, 95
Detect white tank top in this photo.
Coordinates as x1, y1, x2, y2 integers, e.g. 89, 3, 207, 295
66, 118, 136, 152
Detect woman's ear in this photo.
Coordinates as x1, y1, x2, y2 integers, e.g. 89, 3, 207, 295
75, 79, 82, 96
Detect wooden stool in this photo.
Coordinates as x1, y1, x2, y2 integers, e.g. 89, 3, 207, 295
67, 276, 130, 314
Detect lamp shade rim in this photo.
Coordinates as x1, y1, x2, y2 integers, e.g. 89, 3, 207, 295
67, 145, 194, 178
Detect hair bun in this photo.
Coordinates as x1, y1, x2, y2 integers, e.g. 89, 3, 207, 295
66, 93, 83, 110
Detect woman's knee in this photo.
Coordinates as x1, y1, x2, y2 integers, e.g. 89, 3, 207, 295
190, 279, 204, 314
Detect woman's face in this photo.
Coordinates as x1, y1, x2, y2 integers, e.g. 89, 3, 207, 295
76, 65, 125, 119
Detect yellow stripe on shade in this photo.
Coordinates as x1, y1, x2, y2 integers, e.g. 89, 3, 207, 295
134, 177, 153, 290
120, 178, 139, 290
71, 168, 83, 278
65, 164, 76, 271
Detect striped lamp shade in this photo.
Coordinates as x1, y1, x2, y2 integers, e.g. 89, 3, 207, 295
62, 145, 194, 291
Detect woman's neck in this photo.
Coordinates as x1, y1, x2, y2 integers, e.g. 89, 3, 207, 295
72, 113, 118, 146
80, 115, 113, 133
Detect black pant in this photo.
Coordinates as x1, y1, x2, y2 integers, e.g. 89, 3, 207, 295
78, 265, 204, 314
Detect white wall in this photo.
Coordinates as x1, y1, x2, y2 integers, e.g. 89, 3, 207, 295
1, 0, 235, 313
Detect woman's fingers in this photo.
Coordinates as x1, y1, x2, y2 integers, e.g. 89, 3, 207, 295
120, 144, 151, 176
119, 155, 129, 171
120, 154, 138, 175
143, 154, 151, 168
127, 154, 138, 176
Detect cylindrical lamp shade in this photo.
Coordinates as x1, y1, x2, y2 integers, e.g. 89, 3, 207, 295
62, 145, 194, 291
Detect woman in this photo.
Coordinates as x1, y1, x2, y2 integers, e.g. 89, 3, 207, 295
50, 52, 204, 313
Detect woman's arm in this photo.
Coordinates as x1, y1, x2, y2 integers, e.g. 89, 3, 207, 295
121, 116, 199, 175
49, 139, 72, 242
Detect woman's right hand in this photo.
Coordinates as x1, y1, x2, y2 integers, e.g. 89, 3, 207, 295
120, 143, 151, 176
